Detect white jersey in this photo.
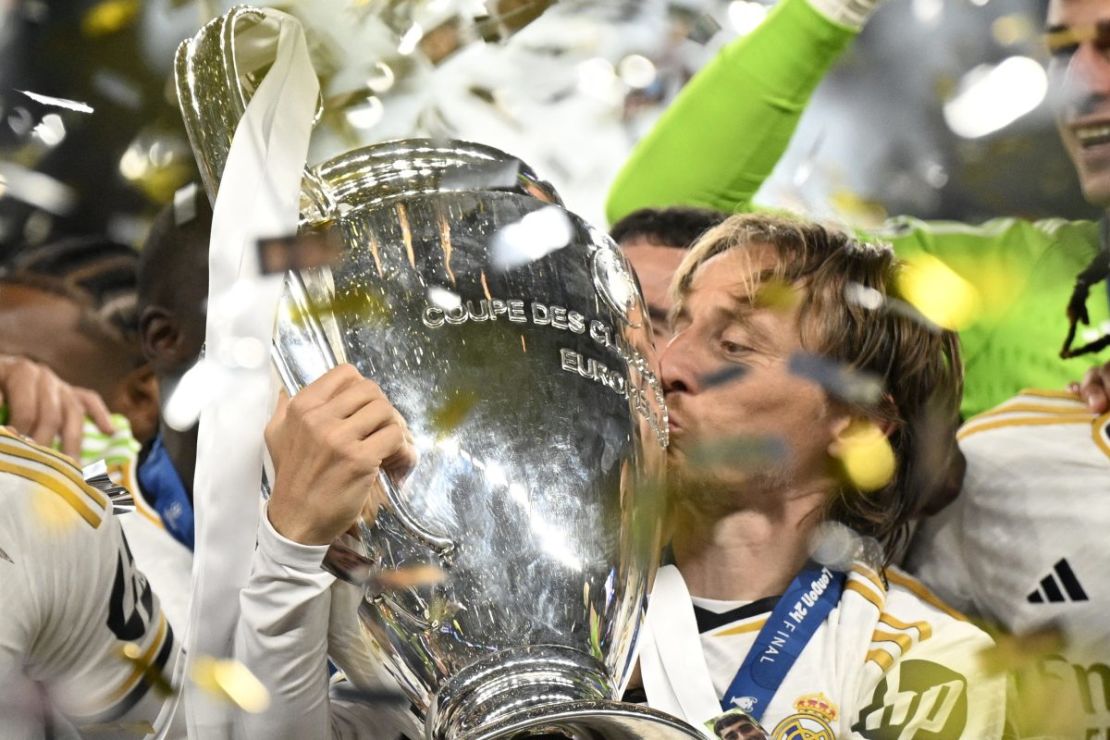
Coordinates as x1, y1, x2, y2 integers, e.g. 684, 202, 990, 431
80, 417, 193, 637
907, 389, 1110, 738
234, 505, 419, 739
0, 427, 179, 738
639, 562, 1006, 738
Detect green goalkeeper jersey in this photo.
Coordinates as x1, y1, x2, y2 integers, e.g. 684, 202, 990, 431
605, 0, 1108, 419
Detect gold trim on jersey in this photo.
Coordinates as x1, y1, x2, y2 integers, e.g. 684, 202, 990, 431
120, 458, 165, 530
0, 435, 108, 509
852, 563, 886, 594
99, 614, 169, 707
0, 458, 103, 528
1015, 388, 1084, 402
844, 565, 887, 613
713, 616, 768, 637
886, 568, 967, 621
957, 414, 1093, 442
1091, 410, 1110, 461
865, 647, 896, 672
878, 612, 932, 640
845, 581, 884, 612
971, 402, 1088, 420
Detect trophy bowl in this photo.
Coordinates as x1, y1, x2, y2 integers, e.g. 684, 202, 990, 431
177, 9, 699, 740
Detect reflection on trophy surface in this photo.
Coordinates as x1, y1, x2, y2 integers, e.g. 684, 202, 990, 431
177, 7, 701, 739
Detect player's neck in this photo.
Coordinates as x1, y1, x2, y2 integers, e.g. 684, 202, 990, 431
671, 483, 826, 602
157, 418, 197, 501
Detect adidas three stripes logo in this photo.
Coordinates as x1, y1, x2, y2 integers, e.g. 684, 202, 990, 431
1027, 559, 1089, 604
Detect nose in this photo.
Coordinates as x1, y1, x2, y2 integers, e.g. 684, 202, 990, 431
659, 328, 701, 396
1070, 41, 1110, 96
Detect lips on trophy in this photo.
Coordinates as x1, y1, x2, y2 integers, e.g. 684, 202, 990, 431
176, 7, 697, 739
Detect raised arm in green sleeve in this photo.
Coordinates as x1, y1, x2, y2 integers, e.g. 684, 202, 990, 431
605, 0, 857, 224
873, 215, 1107, 418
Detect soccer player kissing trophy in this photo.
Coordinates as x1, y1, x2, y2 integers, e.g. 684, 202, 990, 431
175, 6, 705, 739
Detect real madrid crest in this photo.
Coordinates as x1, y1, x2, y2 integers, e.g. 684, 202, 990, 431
770, 693, 838, 740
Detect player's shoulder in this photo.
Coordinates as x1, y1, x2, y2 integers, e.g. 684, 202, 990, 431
841, 563, 992, 669
958, 389, 1110, 458
0, 426, 111, 530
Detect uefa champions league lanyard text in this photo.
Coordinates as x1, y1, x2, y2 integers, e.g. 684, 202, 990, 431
721, 560, 846, 721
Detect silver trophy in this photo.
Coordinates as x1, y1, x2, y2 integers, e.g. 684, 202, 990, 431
177, 8, 699, 740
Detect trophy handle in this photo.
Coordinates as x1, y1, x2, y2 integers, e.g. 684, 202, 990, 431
273, 271, 456, 559
174, 5, 324, 203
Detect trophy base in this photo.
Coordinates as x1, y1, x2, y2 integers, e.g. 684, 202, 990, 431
465, 700, 706, 740
428, 645, 703, 740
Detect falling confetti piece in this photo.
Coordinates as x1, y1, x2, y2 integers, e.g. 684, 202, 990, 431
978, 628, 1064, 676
31, 492, 79, 535
808, 520, 861, 571
688, 435, 787, 471
82, 0, 139, 36
439, 158, 521, 192
754, 278, 801, 312
375, 564, 447, 590
833, 420, 896, 492
191, 656, 270, 714
429, 391, 479, 436
329, 682, 408, 706
896, 253, 980, 331
687, 12, 723, 44
489, 206, 573, 271
428, 286, 462, 311
18, 90, 94, 114
788, 353, 884, 406
699, 365, 748, 389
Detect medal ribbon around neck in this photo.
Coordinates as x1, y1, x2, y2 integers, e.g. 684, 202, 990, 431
720, 560, 846, 721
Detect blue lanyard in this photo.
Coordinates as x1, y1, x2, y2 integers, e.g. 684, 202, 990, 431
137, 436, 195, 551
721, 561, 846, 721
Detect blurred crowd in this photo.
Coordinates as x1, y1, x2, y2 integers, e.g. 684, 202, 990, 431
5, 0, 1110, 738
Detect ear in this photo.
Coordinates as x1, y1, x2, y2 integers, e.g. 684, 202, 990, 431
139, 305, 181, 370
114, 363, 161, 444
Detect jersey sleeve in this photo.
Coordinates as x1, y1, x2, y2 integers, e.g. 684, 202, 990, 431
0, 430, 178, 736
849, 569, 1006, 739
903, 492, 979, 617
604, 0, 857, 223
235, 506, 409, 739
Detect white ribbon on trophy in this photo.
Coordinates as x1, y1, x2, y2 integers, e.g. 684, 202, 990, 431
182, 13, 319, 738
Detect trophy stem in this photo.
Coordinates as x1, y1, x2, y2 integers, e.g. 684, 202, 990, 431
428, 645, 613, 740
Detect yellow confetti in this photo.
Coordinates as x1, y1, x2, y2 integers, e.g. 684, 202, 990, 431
833, 420, 895, 492
32, 493, 78, 535
191, 656, 270, 714
978, 629, 1063, 675
753, 278, 801, 312
82, 0, 139, 37
896, 253, 980, 331
429, 390, 478, 436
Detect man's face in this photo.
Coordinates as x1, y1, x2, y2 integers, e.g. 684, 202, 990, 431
1048, 0, 1110, 205
0, 284, 132, 406
659, 245, 840, 503
717, 717, 765, 740
620, 237, 686, 344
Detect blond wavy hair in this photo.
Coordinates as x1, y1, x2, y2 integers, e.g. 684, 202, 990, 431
670, 213, 963, 563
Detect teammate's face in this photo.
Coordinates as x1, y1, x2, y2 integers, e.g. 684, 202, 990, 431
0, 284, 123, 399
621, 237, 685, 345
0, 284, 156, 439
660, 245, 842, 502
1048, 0, 1110, 205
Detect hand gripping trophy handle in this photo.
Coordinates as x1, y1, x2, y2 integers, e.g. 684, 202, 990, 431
175, 6, 455, 560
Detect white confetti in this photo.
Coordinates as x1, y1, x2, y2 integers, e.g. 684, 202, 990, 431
428, 286, 462, 311
18, 90, 94, 114
489, 206, 573, 271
